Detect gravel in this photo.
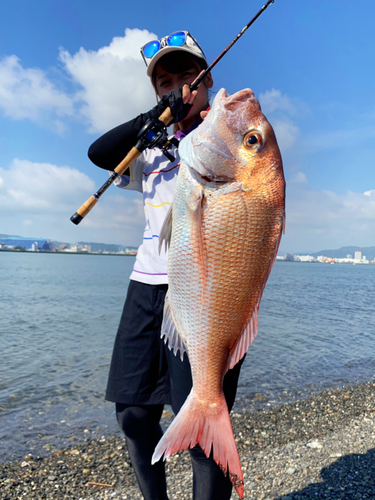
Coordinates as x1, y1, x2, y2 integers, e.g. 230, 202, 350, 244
1, 381, 374, 499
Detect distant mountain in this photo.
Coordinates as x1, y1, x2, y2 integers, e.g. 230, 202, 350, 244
0, 233, 40, 239
311, 246, 375, 261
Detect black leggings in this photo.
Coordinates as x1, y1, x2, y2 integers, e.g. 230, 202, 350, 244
116, 404, 167, 500
116, 354, 244, 500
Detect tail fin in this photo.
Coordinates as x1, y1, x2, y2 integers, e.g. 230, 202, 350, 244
152, 390, 244, 498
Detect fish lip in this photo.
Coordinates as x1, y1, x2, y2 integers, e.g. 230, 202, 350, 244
194, 170, 232, 185
188, 165, 232, 185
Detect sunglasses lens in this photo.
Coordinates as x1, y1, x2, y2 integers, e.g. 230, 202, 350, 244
143, 40, 160, 58
167, 31, 186, 48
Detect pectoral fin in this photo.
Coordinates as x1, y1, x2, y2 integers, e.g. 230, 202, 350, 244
191, 190, 206, 278
159, 205, 173, 253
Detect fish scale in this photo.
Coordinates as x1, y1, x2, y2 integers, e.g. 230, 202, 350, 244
153, 87, 285, 498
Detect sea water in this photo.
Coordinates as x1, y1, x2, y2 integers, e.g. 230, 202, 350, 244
0, 252, 374, 461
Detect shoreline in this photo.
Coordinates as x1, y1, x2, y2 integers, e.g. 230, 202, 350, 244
1, 381, 374, 499
0, 249, 136, 256
2, 250, 375, 264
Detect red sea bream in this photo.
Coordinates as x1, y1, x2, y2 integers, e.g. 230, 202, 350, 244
152, 88, 286, 497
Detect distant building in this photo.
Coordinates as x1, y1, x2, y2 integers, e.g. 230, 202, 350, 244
284, 253, 295, 262
0, 237, 51, 250
335, 257, 355, 264
354, 250, 362, 262
294, 255, 317, 262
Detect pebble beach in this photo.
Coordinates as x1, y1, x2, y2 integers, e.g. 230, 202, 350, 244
1, 381, 374, 500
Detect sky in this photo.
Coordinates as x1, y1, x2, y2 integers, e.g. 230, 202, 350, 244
0, 0, 374, 254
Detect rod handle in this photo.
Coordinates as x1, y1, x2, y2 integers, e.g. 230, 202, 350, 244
158, 107, 174, 127
114, 146, 143, 175
70, 196, 98, 225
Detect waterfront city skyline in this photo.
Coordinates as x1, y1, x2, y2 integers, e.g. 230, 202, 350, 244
1, 234, 375, 263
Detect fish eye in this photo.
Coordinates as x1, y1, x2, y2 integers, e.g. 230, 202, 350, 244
243, 131, 263, 150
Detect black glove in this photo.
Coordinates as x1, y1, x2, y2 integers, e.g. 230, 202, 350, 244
151, 85, 192, 124
88, 85, 192, 170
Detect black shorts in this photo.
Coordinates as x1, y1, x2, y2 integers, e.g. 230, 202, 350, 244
105, 280, 244, 413
105, 280, 171, 405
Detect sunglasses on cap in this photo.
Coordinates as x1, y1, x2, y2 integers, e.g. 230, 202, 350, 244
140, 31, 207, 76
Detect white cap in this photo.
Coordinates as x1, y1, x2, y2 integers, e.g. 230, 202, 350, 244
141, 31, 208, 77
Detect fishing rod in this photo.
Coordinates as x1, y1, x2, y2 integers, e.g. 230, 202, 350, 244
190, 0, 275, 93
70, 0, 276, 225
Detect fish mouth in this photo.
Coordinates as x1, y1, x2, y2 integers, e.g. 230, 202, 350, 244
194, 171, 232, 185
188, 161, 232, 185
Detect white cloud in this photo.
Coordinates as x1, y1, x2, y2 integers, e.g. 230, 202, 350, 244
78, 192, 145, 235
0, 158, 95, 213
258, 89, 302, 153
272, 118, 300, 152
59, 28, 158, 133
289, 172, 308, 184
259, 88, 298, 115
0, 29, 159, 134
0, 55, 74, 124
1, 159, 373, 252
280, 184, 375, 253
0, 158, 145, 245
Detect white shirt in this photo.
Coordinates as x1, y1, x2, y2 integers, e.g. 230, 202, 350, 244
114, 144, 180, 285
